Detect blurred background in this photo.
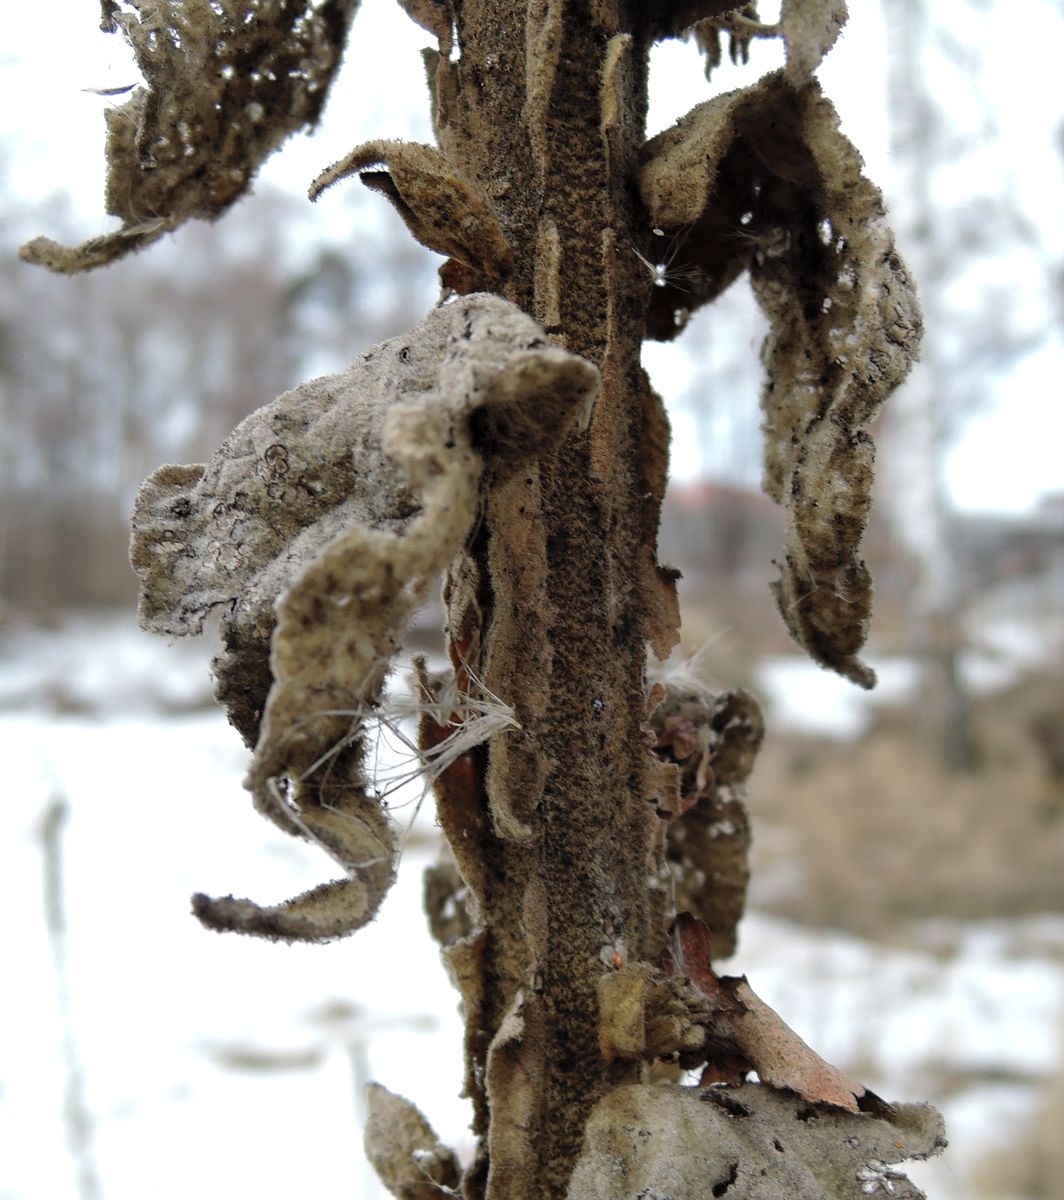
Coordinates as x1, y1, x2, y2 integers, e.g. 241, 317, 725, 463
2, 1, 1063, 1198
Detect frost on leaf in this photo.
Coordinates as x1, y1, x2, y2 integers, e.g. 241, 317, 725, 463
639, 72, 921, 686
649, 678, 763, 958
21, 0, 359, 273
363, 1083, 461, 1200
130, 294, 598, 941
566, 1082, 946, 1200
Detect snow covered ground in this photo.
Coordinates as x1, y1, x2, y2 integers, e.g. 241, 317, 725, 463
2, 614, 1061, 1200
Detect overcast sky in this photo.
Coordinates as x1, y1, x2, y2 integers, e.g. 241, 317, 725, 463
4, 0, 1063, 514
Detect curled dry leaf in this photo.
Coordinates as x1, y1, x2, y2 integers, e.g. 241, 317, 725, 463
363, 1083, 461, 1200
21, 0, 359, 273
566, 1082, 946, 1200
310, 139, 514, 291
131, 294, 598, 941
671, 913, 873, 1113
639, 73, 921, 685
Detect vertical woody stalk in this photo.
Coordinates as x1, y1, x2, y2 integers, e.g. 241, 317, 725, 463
430, 3, 678, 1197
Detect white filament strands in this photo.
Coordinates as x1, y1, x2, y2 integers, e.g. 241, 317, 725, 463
269, 657, 518, 873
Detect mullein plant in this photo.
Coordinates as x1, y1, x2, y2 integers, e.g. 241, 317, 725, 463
24, 2, 946, 1196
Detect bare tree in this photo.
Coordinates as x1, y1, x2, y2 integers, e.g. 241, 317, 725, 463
24, 2, 946, 1196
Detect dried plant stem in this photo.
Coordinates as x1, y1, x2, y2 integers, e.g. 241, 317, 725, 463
432, 8, 676, 1196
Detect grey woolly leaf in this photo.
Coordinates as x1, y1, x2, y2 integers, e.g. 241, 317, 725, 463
637, 86, 761, 340
566, 1083, 946, 1200
130, 295, 597, 941
192, 829, 394, 942
750, 78, 921, 688
21, 0, 360, 273
639, 73, 920, 684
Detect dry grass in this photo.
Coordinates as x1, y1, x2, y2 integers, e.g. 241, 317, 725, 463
747, 672, 1064, 936
974, 1022, 1064, 1200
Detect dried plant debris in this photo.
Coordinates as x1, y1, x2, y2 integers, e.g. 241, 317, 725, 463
310, 140, 513, 292
649, 679, 763, 958
598, 912, 892, 1117
363, 1083, 461, 1200
566, 1082, 946, 1200
640, 73, 920, 685
667, 912, 888, 1111
598, 962, 710, 1064
131, 294, 598, 940
21, 0, 359, 274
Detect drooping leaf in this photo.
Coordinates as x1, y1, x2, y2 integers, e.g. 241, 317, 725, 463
639, 74, 921, 685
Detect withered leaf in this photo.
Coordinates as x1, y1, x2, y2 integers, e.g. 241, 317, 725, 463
22, 0, 359, 273
131, 295, 597, 941
639, 73, 921, 685
310, 140, 513, 290
692, 5, 777, 81
650, 1, 753, 42
363, 1083, 461, 1200
672, 913, 869, 1113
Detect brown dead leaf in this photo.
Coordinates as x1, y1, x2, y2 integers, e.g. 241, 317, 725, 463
672, 913, 869, 1113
